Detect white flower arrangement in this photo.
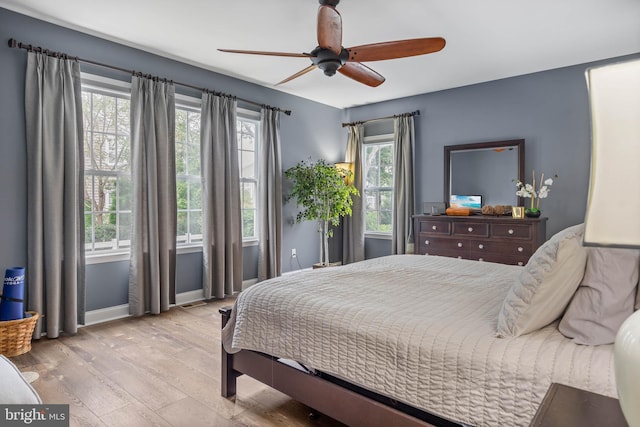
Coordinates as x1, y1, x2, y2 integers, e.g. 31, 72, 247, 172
515, 171, 557, 210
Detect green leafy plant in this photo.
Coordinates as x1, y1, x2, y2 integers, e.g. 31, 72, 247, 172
285, 159, 359, 266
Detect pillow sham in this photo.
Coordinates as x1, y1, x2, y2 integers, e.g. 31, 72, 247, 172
0, 355, 42, 404
497, 223, 588, 338
559, 247, 640, 345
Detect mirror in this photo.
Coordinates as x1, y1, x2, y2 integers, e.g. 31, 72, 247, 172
444, 139, 524, 207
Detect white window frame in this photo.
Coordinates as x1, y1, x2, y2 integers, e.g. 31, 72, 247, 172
82, 74, 133, 262
363, 133, 395, 239
175, 95, 204, 249
237, 110, 260, 244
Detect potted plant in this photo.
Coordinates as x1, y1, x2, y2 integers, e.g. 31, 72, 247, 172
515, 170, 557, 217
285, 159, 359, 267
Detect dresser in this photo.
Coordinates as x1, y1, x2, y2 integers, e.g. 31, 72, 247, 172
414, 215, 547, 266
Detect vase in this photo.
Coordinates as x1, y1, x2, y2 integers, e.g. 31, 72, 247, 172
614, 310, 640, 426
525, 208, 541, 218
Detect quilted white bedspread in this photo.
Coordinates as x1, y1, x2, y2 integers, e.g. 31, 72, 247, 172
223, 255, 616, 427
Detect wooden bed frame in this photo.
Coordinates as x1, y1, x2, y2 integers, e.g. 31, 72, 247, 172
220, 307, 462, 427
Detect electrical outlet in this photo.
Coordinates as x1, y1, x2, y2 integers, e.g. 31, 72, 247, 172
291, 248, 297, 258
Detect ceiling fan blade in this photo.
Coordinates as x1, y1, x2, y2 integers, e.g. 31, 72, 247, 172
317, 5, 342, 55
338, 62, 385, 87
346, 37, 446, 62
276, 64, 318, 86
218, 49, 313, 58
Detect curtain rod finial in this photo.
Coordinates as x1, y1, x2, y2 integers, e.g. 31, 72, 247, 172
8, 38, 17, 48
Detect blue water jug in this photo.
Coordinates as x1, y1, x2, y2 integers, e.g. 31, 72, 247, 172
0, 267, 25, 321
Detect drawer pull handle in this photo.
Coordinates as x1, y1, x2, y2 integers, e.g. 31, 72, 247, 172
457, 242, 463, 248
508, 229, 514, 235
458, 256, 462, 259
518, 247, 524, 252
425, 240, 430, 245
479, 258, 484, 262
432, 225, 437, 230
518, 262, 524, 266
468, 227, 473, 232
478, 244, 484, 249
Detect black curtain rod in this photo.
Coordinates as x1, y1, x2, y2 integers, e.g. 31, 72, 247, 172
7, 38, 292, 116
342, 110, 420, 127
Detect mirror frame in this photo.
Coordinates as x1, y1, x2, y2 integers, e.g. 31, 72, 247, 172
443, 139, 525, 207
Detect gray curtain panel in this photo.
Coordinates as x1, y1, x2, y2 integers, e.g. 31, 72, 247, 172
200, 93, 243, 298
258, 108, 283, 280
129, 76, 177, 316
25, 52, 85, 338
342, 124, 365, 264
392, 115, 416, 255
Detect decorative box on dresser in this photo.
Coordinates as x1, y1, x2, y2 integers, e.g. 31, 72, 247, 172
413, 215, 547, 266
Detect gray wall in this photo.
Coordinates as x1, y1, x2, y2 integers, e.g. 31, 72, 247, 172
0, 7, 343, 311
347, 52, 640, 260
2, 7, 638, 313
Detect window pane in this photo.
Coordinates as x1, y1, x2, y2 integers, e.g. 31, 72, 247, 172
118, 176, 132, 211
118, 213, 131, 241
190, 181, 202, 209
187, 142, 201, 175
176, 142, 186, 174
240, 152, 255, 179
242, 209, 255, 238
116, 135, 130, 172
242, 182, 256, 208
177, 211, 188, 237
176, 179, 188, 210
364, 189, 378, 211
92, 93, 116, 133
239, 121, 255, 150
189, 211, 202, 237
175, 109, 187, 142
380, 190, 392, 210
188, 112, 200, 143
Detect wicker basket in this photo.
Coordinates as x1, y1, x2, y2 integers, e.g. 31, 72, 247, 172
0, 311, 39, 357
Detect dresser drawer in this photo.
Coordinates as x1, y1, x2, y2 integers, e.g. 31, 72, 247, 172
452, 222, 489, 237
417, 220, 451, 235
418, 235, 468, 256
469, 239, 533, 257
468, 253, 530, 266
491, 223, 533, 239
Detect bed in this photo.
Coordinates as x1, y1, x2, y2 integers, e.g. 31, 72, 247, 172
221, 225, 621, 427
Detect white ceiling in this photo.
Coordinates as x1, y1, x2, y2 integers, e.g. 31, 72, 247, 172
2, 0, 640, 109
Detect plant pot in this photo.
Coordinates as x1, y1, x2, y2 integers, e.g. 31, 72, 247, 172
525, 208, 541, 218
312, 262, 342, 269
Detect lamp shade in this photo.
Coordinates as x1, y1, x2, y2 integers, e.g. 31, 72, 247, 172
584, 58, 640, 248
585, 57, 640, 427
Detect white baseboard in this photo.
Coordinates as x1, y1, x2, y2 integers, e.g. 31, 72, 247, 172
242, 278, 259, 290
175, 289, 205, 305
84, 304, 130, 326
84, 280, 256, 326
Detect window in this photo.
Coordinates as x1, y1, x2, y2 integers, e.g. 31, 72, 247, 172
238, 115, 259, 240
82, 74, 260, 256
175, 104, 203, 246
363, 137, 394, 234
83, 81, 132, 254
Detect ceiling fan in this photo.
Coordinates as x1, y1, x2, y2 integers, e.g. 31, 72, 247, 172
219, 0, 445, 87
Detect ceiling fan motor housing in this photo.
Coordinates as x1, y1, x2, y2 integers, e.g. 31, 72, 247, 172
311, 47, 349, 76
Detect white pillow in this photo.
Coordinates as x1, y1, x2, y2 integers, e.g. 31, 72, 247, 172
0, 355, 42, 404
497, 223, 588, 337
559, 247, 640, 345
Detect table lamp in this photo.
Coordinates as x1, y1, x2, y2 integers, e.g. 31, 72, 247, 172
584, 57, 640, 427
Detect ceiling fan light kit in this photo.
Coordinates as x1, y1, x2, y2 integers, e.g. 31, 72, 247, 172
219, 0, 445, 87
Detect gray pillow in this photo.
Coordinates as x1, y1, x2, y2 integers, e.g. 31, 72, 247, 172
559, 247, 640, 345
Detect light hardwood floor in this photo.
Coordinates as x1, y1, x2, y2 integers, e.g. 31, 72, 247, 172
11, 298, 346, 427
